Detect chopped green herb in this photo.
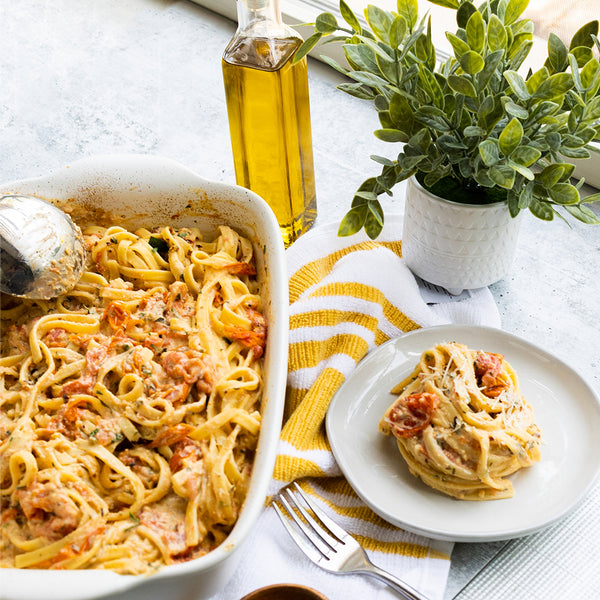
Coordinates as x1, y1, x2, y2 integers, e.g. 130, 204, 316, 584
148, 236, 169, 259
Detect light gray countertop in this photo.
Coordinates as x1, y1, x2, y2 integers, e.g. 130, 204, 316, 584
2, 1, 599, 599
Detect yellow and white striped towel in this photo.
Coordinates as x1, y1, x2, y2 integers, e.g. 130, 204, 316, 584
213, 216, 501, 600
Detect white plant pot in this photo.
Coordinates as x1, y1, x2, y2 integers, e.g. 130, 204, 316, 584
402, 176, 522, 294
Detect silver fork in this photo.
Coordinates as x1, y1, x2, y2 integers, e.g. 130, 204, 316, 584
273, 482, 432, 600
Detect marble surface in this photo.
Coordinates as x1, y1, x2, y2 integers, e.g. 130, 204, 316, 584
2, 1, 599, 599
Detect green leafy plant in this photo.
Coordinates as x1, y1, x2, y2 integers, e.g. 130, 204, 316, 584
294, 0, 600, 238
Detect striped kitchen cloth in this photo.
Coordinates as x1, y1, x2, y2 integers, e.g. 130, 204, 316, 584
214, 215, 501, 600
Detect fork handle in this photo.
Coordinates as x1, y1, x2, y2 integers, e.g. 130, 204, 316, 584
360, 563, 431, 600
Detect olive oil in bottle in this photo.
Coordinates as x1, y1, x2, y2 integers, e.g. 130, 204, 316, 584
222, 0, 317, 247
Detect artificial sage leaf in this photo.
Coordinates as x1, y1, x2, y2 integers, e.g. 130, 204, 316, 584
378, 110, 394, 129
577, 127, 598, 144
499, 118, 523, 155
340, 0, 361, 33
377, 54, 400, 86
508, 190, 521, 217
510, 163, 534, 181
414, 106, 452, 131
364, 202, 385, 239
466, 11, 485, 53
533, 72, 574, 100
437, 134, 468, 151
338, 205, 367, 236
549, 182, 580, 204
415, 33, 431, 62
525, 66, 549, 95
581, 191, 600, 204
408, 127, 431, 152
347, 70, 390, 90
399, 154, 427, 170
559, 146, 591, 159
337, 82, 375, 100
502, 99, 529, 119
473, 167, 495, 187
580, 58, 600, 93
530, 100, 559, 122
545, 131, 561, 151
315, 13, 338, 34
389, 93, 414, 132
375, 128, 410, 142
562, 134, 585, 148
344, 44, 379, 73
504, 70, 531, 100
583, 96, 600, 121
456, 1, 476, 29
565, 204, 600, 224
510, 145, 542, 167
319, 55, 352, 77
419, 65, 445, 108
537, 163, 574, 187
427, 0, 459, 8
508, 39, 534, 71
529, 198, 555, 220
571, 46, 594, 68
459, 158, 474, 178
487, 15, 507, 52
569, 20, 599, 50
370, 154, 395, 167
292, 33, 322, 64
354, 35, 395, 61
504, 0, 529, 26
446, 32, 470, 58
366, 5, 393, 44
397, 0, 419, 31
459, 51, 485, 74
476, 49, 505, 90
547, 33, 568, 73
463, 125, 486, 137
477, 95, 504, 131
390, 15, 408, 49
352, 190, 378, 205
479, 139, 500, 166
518, 181, 534, 208
489, 165, 516, 188
376, 165, 398, 190
448, 74, 477, 97
374, 94, 390, 112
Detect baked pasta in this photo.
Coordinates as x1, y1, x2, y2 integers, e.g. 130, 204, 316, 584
0, 223, 266, 573
380, 342, 541, 500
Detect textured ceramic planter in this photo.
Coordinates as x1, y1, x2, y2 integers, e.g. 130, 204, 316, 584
402, 176, 522, 294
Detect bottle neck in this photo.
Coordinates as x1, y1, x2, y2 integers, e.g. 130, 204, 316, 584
237, 0, 282, 30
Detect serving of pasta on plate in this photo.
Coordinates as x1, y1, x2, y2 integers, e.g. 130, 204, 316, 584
0, 223, 267, 573
380, 342, 542, 500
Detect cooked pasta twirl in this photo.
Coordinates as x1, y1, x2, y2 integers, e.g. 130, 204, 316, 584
0, 223, 266, 573
379, 342, 541, 500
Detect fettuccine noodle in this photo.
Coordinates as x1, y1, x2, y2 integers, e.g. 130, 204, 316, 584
379, 342, 541, 500
0, 223, 266, 573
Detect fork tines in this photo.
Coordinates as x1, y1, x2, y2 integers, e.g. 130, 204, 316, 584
273, 482, 349, 565
273, 482, 431, 600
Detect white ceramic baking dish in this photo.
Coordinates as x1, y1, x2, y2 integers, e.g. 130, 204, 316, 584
0, 155, 289, 600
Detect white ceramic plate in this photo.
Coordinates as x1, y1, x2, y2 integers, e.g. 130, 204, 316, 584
326, 324, 600, 542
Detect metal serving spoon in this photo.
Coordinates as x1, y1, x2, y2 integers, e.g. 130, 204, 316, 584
0, 195, 86, 299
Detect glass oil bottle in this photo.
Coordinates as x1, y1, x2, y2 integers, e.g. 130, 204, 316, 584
222, 0, 317, 247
